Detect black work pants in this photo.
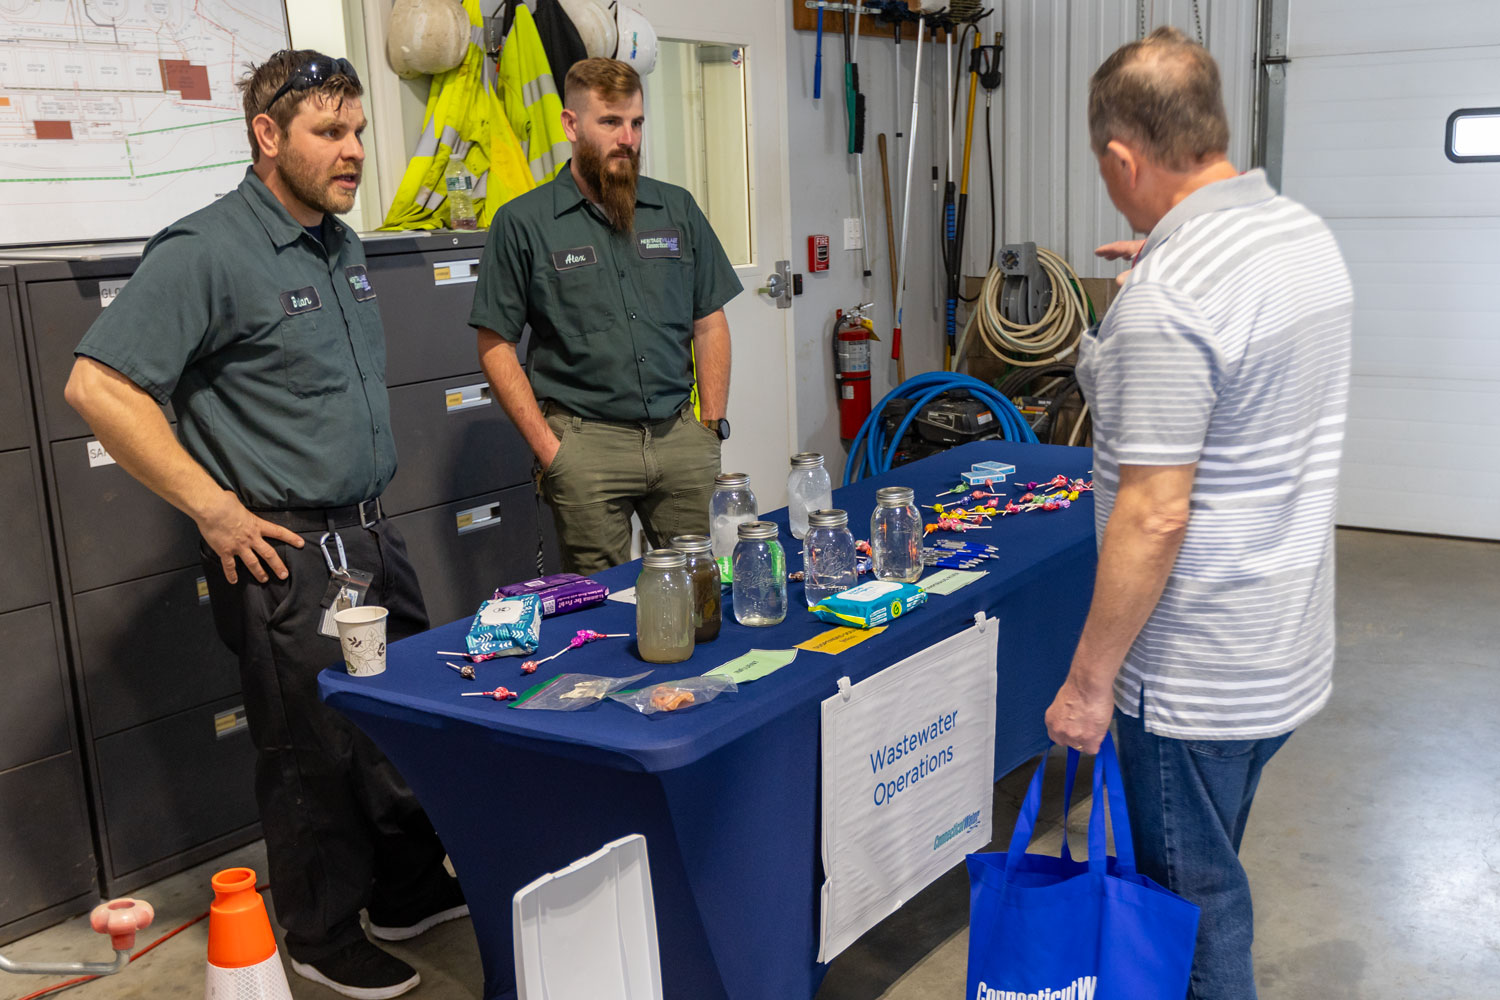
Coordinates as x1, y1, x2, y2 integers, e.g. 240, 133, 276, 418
203, 517, 448, 962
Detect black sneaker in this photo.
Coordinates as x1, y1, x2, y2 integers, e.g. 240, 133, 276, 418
289, 939, 420, 1000
367, 873, 469, 942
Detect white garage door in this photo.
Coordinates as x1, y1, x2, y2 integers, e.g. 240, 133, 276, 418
1281, 1, 1500, 539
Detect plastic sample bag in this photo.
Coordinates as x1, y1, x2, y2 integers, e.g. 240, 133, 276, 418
512, 671, 651, 711
609, 675, 738, 715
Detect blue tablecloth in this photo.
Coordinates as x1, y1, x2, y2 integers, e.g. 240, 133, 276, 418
320, 442, 1096, 999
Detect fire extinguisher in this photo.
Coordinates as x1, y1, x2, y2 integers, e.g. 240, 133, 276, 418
834, 303, 876, 440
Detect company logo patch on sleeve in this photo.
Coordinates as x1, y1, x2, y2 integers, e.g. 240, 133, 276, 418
279, 286, 322, 315
550, 245, 598, 271
636, 228, 682, 259
344, 265, 376, 301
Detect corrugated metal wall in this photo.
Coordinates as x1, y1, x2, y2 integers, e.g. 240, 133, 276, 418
979, 0, 1258, 280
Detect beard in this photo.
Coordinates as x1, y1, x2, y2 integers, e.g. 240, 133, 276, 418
577, 138, 640, 233
277, 140, 359, 218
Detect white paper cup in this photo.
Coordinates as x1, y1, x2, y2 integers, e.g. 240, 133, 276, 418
334, 606, 389, 676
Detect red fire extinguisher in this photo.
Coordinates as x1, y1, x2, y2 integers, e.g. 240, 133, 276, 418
834, 304, 875, 440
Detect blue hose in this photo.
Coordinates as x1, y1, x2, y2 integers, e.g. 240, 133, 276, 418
844, 372, 1038, 485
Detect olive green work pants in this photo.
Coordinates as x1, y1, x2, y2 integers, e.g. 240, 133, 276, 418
540, 404, 722, 574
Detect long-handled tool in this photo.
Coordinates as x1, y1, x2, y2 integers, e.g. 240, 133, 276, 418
945, 29, 982, 368
878, 131, 901, 381
844, 2, 871, 278
813, 5, 825, 101
892, 14, 928, 384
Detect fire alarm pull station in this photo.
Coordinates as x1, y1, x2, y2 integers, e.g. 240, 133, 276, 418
808, 235, 830, 273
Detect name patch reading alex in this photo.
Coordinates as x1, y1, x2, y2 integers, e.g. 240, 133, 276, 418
550, 245, 598, 271
636, 228, 682, 259
279, 286, 322, 315
344, 265, 376, 301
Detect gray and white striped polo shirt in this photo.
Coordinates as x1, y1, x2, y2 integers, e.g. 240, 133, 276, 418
1076, 169, 1353, 740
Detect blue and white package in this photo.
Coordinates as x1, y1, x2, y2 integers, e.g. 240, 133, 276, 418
464, 594, 542, 659
809, 580, 926, 629
972, 461, 1016, 477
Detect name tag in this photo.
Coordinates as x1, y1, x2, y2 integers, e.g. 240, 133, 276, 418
344, 265, 376, 302
550, 245, 598, 271
279, 286, 322, 315
637, 228, 682, 259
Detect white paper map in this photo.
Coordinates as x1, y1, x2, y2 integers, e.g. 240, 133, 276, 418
0, 0, 289, 245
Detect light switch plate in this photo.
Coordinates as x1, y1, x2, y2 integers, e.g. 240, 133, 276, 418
843, 217, 863, 250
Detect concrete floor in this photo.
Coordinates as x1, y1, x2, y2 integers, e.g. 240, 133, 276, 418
4, 528, 1495, 1000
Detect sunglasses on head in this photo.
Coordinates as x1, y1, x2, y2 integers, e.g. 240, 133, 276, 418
262, 55, 360, 115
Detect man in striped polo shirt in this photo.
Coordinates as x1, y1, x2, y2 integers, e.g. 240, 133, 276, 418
1044, 27, 1353, 998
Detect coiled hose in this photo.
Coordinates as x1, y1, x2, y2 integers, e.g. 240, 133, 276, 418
844, 371, 1038, 485
954, 246, 1090, 369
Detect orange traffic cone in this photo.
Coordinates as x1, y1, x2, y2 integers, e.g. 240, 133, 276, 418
205, 867, 293, 1000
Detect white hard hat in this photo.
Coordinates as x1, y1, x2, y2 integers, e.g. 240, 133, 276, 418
386, 0, 469, 79
612, 3, 658, 76
559, 0, 617, 60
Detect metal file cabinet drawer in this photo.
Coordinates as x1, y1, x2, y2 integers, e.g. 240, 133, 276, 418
50, 435, 200, 592
0, 753, 96, 934
73, 567, 240, 738
366, 238, 488, 388
0, 604, 71, 772
388, 483, 542, 628
0, 284, 31, 453
94, 697, 259, 883
0, 450, 52, 614
384, 374, 531, 515
23, 275, 172, 443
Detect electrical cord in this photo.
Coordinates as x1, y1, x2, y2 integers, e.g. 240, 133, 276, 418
954, 246, 1088, 369
844, 371, 1037, 485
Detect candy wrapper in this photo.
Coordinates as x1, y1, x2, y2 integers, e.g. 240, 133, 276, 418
493, 573, 609, 616
809, 580, 927, 629
463, 594, 542, 659
609, 675, 738, 715
512, 671, 651, 711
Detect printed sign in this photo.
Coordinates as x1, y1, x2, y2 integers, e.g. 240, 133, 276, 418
87, 440, 116, 468
98, 278, 127, 308
818, 616, 998, 961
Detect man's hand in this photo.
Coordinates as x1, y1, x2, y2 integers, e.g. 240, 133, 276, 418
1044, 672, 1115, 754
1094, 239, 1145, 261
196, 491, 304, 585
537, 431, 563, 471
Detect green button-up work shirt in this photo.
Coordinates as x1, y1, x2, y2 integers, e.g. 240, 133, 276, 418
75, 168, 395, 509
468, 162, 742, 422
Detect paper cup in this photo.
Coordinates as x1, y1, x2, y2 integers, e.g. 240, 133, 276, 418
334, 606, 389, 676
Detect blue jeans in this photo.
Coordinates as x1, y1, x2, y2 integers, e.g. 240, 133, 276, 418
1113, 707, 1292, 1000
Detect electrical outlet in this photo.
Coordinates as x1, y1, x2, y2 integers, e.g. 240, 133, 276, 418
843, 217, 863, 251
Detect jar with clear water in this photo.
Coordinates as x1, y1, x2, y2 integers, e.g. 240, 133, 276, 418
731, 521, 788, 626
870, 486, 924, 583
635, 549, 695, 663
670, 534, 722, 643
803, 509, 858, 606
786, 452, 835, 539
710, 472, 758, 577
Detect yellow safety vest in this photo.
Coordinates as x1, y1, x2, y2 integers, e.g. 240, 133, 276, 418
381, 0, 535, 230
498, 4, 570, 184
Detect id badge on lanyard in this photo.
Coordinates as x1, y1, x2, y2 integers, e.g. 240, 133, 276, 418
317, 530, 374, 637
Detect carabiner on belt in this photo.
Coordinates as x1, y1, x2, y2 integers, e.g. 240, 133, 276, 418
318, 531, 350, 576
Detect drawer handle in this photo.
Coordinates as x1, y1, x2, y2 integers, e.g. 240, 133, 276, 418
214, 705, 249, 739
444, 383, 493, 413
432, 258, 481, 285
455, 502, 503, 535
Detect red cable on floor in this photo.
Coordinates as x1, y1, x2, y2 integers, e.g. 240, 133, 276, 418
11, 884, 271, 1000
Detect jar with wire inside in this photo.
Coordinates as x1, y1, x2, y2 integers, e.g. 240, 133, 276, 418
731, 521, 787, 626
803, 509, 858, 607
869, 486, 924, 583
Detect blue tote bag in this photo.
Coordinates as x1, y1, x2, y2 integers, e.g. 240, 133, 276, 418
965, 733, 1199, 999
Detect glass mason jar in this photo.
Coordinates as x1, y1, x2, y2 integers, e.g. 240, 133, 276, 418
870, 486, 924, 583
803, 509, 858, 607
670, 534, 722, 643
710, 472, 759, 578
786, 452, 835, 540
731, 522, 788, 626
636, 549, 695, 663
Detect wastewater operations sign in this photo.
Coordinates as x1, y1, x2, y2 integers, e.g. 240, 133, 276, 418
818, 615, 998, 961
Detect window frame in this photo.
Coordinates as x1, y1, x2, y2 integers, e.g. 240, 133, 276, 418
1444, 107, 1500, 163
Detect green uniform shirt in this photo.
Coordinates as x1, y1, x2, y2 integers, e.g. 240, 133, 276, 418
468, 162, 742, 422
75, 168, 396, 509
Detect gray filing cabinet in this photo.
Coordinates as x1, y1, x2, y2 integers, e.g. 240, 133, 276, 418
0, 265, 98, 944
6, 231, 554, 901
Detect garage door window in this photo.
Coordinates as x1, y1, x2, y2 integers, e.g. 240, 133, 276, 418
1445, 108, 1500, 163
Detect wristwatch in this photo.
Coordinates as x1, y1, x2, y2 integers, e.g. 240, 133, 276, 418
702, 417, 731, 441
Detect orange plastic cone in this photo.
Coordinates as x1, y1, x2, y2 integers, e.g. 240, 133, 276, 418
205, 867, 293, 1000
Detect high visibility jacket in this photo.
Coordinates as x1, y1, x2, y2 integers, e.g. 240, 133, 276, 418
498, 3, 570, 184
381, 0, 534, 230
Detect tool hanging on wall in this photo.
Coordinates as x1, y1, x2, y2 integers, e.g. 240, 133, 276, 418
877, 132, 902, 381
813, 4, 826, 101
891, 13, 928, 385
976, 32, 1003, 267
845, 1, 872, 278
945, 28, 982, 368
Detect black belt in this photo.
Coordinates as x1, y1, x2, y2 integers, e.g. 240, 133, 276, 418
253, 498, 384, 534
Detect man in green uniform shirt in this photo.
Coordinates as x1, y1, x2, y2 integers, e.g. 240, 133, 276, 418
470, 58, 743, 573
65, 51, 462, 999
